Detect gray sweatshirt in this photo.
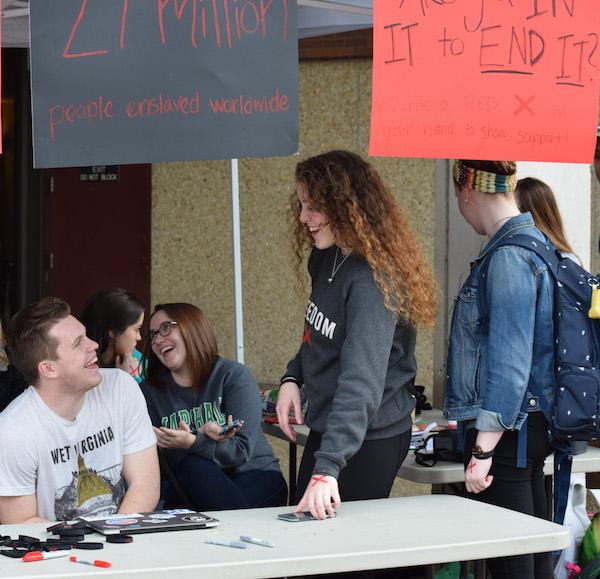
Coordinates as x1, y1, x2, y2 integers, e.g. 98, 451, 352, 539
282, 246, 416, 479
141, 358, 280, 474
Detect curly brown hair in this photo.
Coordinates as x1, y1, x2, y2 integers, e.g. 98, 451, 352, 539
291, 150, 437, 326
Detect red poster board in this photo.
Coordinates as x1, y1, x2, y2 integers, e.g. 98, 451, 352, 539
370, 1, 600, 163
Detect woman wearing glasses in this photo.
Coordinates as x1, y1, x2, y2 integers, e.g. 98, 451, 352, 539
140, 303, 287, 511
80, 288, 145, 383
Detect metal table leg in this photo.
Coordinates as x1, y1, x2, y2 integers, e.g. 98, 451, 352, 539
545, 474, 553, 520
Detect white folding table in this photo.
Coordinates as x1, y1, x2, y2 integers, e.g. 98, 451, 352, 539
0, 496, 570, 579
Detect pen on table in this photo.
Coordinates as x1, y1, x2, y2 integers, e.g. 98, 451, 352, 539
69, 555, 112, 568
23, 550, 71, 562
205, 539, 247, 549
240, 535, 275, 548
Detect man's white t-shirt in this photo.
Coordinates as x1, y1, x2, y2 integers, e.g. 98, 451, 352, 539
0, 369, 156, 521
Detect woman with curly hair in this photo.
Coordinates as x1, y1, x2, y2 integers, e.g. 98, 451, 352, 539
276, 150, 436, 519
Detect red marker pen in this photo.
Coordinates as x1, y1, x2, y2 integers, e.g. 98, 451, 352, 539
23, 550, 71, 562
69, 556, 112, 568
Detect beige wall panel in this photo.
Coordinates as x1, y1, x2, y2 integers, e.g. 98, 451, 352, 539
152, 160, 237, 356
152, 59, 437, 402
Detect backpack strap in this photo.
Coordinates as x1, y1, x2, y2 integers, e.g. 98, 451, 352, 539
477, 233, 561, 314
516, 416, 528, 469
554, 449, 573, 525
490, 233, 561, 270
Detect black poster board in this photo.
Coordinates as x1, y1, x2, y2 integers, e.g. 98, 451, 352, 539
30, 0, 298, 168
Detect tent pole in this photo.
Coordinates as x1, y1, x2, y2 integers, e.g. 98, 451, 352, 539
231, 158, 244, 364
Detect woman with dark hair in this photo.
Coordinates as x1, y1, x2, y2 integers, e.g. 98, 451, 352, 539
80, 288, 145, 383
276, 150, 437, 520
141, 303, 287, 511
444, 159, 555, 578
515, 176, 580, 264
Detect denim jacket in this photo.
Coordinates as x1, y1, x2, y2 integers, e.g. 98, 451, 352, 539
443, 213, 555, 431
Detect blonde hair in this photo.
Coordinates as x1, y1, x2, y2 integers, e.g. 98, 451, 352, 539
292, 150, 436, 326
516, 177, 580, 262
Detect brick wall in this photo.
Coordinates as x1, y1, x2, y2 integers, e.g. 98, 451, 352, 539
299, 28, 373, 60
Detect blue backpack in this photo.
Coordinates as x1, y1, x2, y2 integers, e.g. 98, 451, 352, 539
480, 234, 600, 524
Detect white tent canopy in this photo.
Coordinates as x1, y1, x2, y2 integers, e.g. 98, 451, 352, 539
1, 0, 373, 47
297, 0, 372, 37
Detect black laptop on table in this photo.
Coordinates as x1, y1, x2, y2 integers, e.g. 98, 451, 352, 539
79, 509, 219, 535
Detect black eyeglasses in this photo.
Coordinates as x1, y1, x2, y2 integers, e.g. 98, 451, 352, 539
149, 321, 178, 343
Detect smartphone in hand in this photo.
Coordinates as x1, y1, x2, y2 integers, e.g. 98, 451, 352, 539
219, 419, 242, 435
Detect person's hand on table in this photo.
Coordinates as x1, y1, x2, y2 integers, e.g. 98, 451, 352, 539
295, 474, 340, 520
276, 381, 303, 442
465, 457, 493, 494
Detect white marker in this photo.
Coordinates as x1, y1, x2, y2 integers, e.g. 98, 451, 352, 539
205, 539, 247, 549
240, 535, 275, 548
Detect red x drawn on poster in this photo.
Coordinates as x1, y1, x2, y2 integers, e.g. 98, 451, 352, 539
514, 95, 535, 116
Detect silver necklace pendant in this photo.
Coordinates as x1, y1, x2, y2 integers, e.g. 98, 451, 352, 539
328, 248, 351, 284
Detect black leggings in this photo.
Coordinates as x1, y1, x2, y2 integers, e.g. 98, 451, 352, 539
297, 429, 412, 502
464, 411, 553, 579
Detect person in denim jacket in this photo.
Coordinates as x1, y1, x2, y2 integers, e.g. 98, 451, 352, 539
444, 159, 554, 579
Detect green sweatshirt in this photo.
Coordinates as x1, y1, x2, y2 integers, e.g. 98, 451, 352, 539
141, 358, 280, 474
